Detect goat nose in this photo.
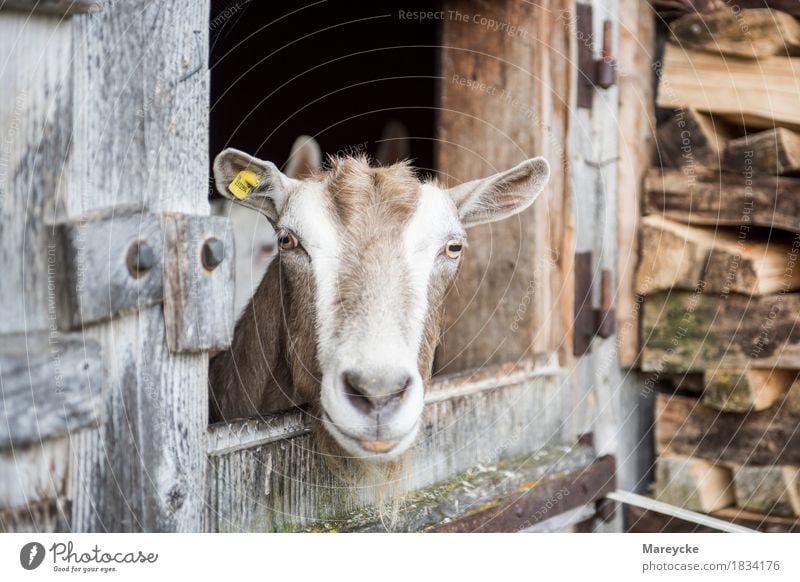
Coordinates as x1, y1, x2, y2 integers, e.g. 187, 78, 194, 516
341, 369, 412, 414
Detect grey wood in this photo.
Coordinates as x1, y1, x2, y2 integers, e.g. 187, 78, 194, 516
54, 207, 164, 329
163, 214, 234, 352
65, 0, 210, 532
0, 333, 104, 448
1, 0, 103, 16
206, 363, 570, 532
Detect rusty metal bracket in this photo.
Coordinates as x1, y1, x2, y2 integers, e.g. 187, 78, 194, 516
576, 3, 617, 109
573, 252, 615, 356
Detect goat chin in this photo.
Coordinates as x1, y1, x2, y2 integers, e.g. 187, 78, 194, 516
310, 409, 412, 531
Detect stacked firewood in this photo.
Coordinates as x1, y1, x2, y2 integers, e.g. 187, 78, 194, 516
638, 7, 800, 530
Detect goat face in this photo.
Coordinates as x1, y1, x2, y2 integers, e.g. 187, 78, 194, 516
213, 149, 549, 460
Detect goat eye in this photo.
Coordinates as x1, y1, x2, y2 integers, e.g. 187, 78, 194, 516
278, 232, 298, 251
445, 241, 463, 259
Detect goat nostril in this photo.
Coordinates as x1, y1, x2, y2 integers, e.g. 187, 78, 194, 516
342, 370, 373, 415
341, 370, 413, 414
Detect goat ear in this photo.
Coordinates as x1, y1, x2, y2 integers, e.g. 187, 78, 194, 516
446, 157, 550, 228
213, 148, 297, 223
285, 135, 322, 179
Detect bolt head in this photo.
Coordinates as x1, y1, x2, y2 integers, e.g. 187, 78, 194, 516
202, 237, 225, 270
127, 241, 155, 277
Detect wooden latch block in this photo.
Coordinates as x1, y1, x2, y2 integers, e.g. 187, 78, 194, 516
162, 213, 234, 352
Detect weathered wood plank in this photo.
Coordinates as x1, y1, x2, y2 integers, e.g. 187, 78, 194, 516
163, 214, 234, 352
0, 333, 104, 448
636, 215, 800, 295
432, 455, 615, 533
0, 12, 72, 336
53, 207, 164, 329
644, 169, 800, 233
670, 8, 800, 59
724, 128, 800, 176
616, 0, 655, 367
434, 0, 572, 372
732, 465, 800, 517
655, 393, 800, 466
657, 43, 800, 131
656, 108, 729, 171
0, 437, 70, 513
66, 0, 210, 532
642, 291, 800, 372
1, 0, 102, 16
654, 454, 735, 512
208, 358, 560, 456
206, 369, 570, 532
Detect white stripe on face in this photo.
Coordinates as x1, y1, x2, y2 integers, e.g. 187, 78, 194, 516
285, 180, 463, 459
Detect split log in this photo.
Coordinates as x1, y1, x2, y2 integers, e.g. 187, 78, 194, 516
654, 454, 735, 512
656, 108, 730, 170
670, 9, 800, 59
650, 1, 800, 21
732, 465, 800, 517
724, 128, 800, 176
702, 368, 796, 412
655, 393, 800, 466
642, 291, 800, 372
657, 43, 800, 131
636, 215, 800, 295
644, 169, 800, 234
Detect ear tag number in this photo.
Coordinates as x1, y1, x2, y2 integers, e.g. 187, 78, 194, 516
228, 169, 261, 200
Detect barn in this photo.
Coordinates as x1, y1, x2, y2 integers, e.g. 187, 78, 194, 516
1, 0, 797, 534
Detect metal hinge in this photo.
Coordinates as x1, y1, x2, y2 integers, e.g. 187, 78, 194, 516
573, 252, 615, 356
576, 3, 617, 109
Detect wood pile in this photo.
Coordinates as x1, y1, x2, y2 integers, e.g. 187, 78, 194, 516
638, 6, 800, 530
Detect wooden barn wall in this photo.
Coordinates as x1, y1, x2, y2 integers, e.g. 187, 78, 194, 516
67, 0, 211, 532
0, 1, 211, 532
434, 0, 573, 374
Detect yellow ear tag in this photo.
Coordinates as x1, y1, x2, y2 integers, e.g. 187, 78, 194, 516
228, 169, 261, 200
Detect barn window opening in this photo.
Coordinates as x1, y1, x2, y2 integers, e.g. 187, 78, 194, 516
209, 0, 439, 183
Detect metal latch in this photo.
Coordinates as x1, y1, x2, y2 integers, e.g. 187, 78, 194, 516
576, 3, 617, 109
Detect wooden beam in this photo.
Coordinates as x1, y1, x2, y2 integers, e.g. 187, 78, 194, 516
642, 291, 800, 372
657, 43, 800, 131
626, 503, 800, 532
656, 108, 730, 170
644, 169, 800, 233
732, 465, 800, 517
0, 0, 102, 16
655, 393, 800, 466
434, 0, 572, 372
432, 456, 616, 533
702, 368, 795, 412
636, 215, 800, 295
617, 0, 655, 367
654, 454, 735, 512
670, 8, 800, 59
0, 333, 104, 448
724, 128, 800, 176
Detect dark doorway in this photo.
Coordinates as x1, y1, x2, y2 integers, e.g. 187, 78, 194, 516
209, 0, 439, 193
